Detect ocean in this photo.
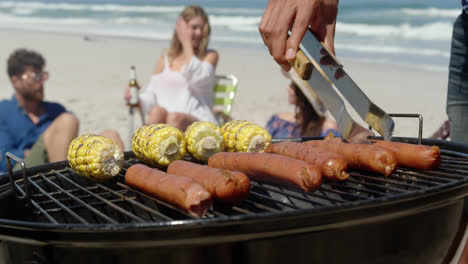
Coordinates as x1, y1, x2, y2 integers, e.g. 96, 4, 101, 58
0, 0, 459, 71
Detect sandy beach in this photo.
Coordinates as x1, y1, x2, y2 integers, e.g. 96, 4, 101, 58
0, 29, 450, 150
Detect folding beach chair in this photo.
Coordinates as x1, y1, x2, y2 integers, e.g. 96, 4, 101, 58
213, 74, 238, 126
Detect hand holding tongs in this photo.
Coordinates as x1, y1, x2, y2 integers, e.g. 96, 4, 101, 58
288, 28, 395, 143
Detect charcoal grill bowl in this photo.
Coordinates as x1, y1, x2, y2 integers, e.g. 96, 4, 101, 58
0, 137, 466, 264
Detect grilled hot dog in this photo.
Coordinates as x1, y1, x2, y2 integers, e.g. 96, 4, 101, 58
125, 164, 212, 218
208, 152, 322, 192
370, 140, 441, 170
167, 160, 250, 203
305, 138, 397, 176
266, 141, 349, 181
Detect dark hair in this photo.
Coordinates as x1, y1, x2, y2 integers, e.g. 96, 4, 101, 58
292, 82, 325, 137
7, 48, 45, 77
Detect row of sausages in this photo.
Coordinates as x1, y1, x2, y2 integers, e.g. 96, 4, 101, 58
125, 138, 442, 217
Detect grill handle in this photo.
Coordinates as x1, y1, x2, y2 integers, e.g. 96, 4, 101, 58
5, 152, 31, 206
369, 113, 423, 144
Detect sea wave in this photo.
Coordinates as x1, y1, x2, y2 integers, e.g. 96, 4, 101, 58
401, 7, 460, 18
344, 56, 448, 72
0, 12, 96, 25
0, 1, 186, 13
337, 21, 453, 41
210, 15, 261, 32
0, 11, 262, 31
212, 35, 262, 45
336, 43, 450, 58
0, 1, 264, 16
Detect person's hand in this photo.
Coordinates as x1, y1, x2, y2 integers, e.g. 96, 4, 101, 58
24, 149, 30, 158
259, 0, 339, 71
176, 16, 192, 49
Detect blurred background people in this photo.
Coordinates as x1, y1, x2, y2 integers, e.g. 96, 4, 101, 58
265, 70, 339, 138
0, 48, 123, 173
0, 48, 78, 172
125, 5, 219, 131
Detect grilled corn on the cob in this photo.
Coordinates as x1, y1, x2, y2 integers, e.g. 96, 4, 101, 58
222, 120, 272, 152
185, 121, 224, 161
67, 134, 124, 181
132, 123, 186, 167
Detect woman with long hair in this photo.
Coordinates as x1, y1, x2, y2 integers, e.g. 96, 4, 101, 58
125, 5, 219, 131
265, 70, 339, 138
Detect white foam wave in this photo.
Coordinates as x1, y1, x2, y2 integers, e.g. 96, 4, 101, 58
206, 7, 264, 16
210, 15, 261, 32
0, 12, 96, 25
336, 43, 450, 58
211, 35, 262, 44
11, 7, 34, 15
0, 1, 185, 13
345, 56, 448, 72
112, 17, 155, 25
401, 7, 460, 18
0, 1, 264, 16
337, 21, 453, 41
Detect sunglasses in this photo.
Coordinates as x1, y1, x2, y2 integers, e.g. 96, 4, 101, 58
21, 71, 49, 82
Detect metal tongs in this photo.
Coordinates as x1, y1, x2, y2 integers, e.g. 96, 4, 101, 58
289, 28, 395, 143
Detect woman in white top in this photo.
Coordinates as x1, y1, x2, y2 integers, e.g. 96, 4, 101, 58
125, 5, 219, 131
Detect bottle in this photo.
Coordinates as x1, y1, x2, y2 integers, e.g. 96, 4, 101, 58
128, 66, 140, 107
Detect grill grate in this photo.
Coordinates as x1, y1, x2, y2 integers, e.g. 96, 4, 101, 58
7, 150, 468, 226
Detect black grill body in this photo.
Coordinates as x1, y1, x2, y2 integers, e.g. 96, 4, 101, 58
0, 137, 467, 264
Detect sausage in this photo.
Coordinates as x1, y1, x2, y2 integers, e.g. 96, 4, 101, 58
167, 160, 250, 203
125, 164, 212, 218
207, 152, 322, 192
265, 141, 349, 181
305, 137, 397, 176
370, 140, 441, 170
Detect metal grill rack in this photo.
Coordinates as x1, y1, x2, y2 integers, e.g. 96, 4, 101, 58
5, 149, 468, 226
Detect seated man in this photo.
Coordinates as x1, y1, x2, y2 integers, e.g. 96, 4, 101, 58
0, 48, 123, 173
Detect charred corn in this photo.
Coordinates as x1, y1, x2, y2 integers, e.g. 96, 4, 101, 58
67, 134, 124, 181
222, 120, 272, 152
132, 123, 186, 167
185, 121, 224, 161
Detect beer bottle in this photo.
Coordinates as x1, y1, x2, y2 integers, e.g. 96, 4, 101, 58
128, 66, 140, 107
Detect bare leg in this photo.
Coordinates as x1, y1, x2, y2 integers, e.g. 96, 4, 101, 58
100, 129, 125, 151
42, 112, 79, 162
147, 106, 168, 124
167, 112, 198, 131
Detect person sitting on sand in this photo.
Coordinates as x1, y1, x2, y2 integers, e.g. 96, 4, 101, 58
265, 70, 340, 139
0, 48, 124, 173
124, 5, 219, 131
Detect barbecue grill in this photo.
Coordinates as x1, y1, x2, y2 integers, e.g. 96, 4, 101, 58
0, 137, 467, 264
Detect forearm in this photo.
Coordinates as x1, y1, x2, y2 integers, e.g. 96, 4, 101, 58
181, 42, 195, 63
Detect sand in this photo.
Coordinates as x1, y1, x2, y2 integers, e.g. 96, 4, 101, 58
0, 29, 449, 150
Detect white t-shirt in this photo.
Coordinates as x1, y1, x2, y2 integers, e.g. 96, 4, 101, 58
139, 52, 217, 124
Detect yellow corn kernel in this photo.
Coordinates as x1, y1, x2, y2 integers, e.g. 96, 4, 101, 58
67, 134, 124, 181
132, 123, 186, 167
222, 120, 272, 152
185, 121, 224, 161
